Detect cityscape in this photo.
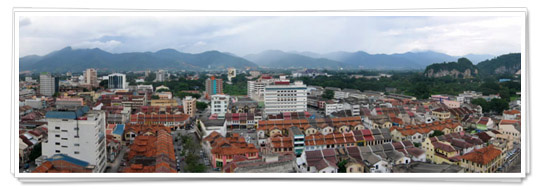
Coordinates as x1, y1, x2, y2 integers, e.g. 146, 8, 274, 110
17, 16, 522, 174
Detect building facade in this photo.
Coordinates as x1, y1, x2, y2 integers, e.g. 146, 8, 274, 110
211, 94, 230, 118
42, 107, 107, 172
263, 81, 307, 115
205, 76, 223, 98
108, 73, 127, 89
39, 73, 59, 97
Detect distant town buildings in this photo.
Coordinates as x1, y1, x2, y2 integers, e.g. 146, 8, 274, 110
84, 68, 98, 88
39, 72, 59, 96
108, 73, 127, 89
205, 76, 223, 98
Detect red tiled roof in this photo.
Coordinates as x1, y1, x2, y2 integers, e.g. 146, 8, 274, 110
461, 145, 502, 165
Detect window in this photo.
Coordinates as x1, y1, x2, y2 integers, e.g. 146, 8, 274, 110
55, 126, 60, 130
74, 151, 80, 154
74, 143, 80, 146
55, 134, 60, 138
55, 150, 60, 153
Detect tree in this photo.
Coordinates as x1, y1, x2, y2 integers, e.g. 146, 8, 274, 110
151, 95, 160, 99
322, 89, 334, 100
489, 98, 509, 114
337, 159, 348, 173
429, 130, 444, 137
196, 102, 208, 111
471, 98, 489, 112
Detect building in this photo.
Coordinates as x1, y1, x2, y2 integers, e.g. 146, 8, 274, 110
325, 101, 344, 116
211, 94, 230, 118
55, 97, 84, 110
150, 99, 178, 106
263, 80, 307, 115
182, 96, 197, 117
39, 73, 59, 97
156, 70, 168, 82
84, 68, 98, 88
202, 132, 259, 169
42, 106, 107, 172
247, 75, 286, 101
227, 68, 236, 81
290, 127, 305, 156
108, 73, 127, 89
120, 129, 177, 173
129, 113, 190, 131
33, 154, 97, 173
205, 76, 223, 98
459, 145, 503, 173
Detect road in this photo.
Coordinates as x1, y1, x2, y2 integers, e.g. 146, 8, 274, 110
107, 146, 127, 173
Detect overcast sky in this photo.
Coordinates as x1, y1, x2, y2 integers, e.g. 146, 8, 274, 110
18, 16, 522, 57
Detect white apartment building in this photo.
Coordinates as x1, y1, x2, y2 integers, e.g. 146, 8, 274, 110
248, 75, 289, 101
325, 102, 344, 116
264, 80, 307, 115
42, 107, 107, 172
334, 91, 349, 99
211, 94, 230, 118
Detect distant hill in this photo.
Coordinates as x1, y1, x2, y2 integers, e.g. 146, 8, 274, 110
19, 47, 258, 73
296, 50, 488, 70
244, 50, 346, 69
476, 53, 521, 75
424, 58, 479, 78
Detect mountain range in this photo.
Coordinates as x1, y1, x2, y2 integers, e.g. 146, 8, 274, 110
19, 47, 258, 73
19, 47, 498, 73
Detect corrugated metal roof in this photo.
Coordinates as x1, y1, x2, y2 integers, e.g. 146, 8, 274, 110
46, 106, 90, 119
47, 154, 89, 167
113, 124, 125, 135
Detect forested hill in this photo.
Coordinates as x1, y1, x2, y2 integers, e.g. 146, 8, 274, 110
424, 58, 479, 78
476, 53, 521, 75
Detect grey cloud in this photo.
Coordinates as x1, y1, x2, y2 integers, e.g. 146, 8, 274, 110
18, 16, 522, 57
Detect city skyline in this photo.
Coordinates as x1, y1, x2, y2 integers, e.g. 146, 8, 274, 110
19, 16, 522, 57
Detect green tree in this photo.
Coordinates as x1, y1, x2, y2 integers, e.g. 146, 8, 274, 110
337, 159, 348, 173
196, 102, 208, 111
28, 143, 42, 161
151, 95, 160, 99
429, 130, 444, 137
489, 98, 509, 114
322, 89, 334, 100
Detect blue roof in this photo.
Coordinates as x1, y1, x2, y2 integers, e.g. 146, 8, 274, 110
113, 124, 125, 135
47, 154, 89, 167
46, 106, 90, 119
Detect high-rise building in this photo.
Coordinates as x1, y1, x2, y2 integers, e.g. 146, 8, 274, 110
211, 94, 229, 118
248, 75, 288, 101
39, 72, 59, 97
108, 73, 127, 89
156, 70, 168, 82
205, 76, 223, 98
84, 68, 98, 88
263, 80, 307, 115
182, 96, 197, 117
42, 106, 107, 172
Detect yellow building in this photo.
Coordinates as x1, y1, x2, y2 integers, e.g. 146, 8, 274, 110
422, 137, 459, 164
150, 99, 178, 106
459, 145, 503, 173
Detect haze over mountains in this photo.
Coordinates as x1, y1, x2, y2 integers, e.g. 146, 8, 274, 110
19, 46, 499, 73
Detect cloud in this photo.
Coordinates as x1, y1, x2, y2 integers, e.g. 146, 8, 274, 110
19, 17, 31, 27
18, 16, 522, 57
72, 40, 122, 51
